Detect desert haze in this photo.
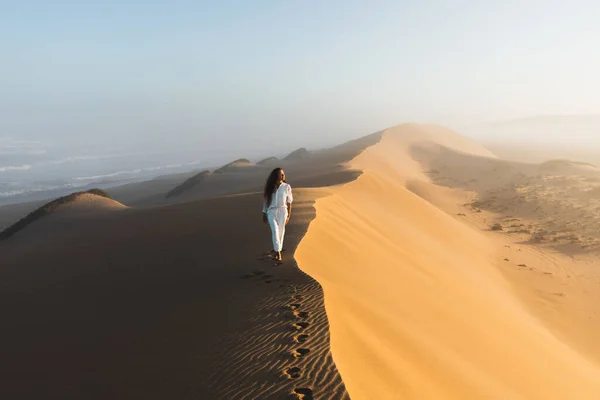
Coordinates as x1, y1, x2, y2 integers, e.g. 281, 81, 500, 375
2, 124, 600, 399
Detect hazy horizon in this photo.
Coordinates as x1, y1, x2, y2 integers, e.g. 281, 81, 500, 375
2, 1, 600, 203
2, 1, 600, 151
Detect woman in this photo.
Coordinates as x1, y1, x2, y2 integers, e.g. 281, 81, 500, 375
262, 168, 293, 262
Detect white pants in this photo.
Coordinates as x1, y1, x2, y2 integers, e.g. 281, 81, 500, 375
267, 207, 288, 252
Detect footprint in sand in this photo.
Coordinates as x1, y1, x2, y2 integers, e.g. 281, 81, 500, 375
294, 334, 309, 343
294, 388, 313, 399
293, 311, 309, 319
292, 322, 309, 331
292, 348, 310, 358
242, 270, 271, 280
284, 367, 302, 379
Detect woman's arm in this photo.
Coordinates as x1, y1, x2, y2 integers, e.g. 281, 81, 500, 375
286, 202, 292, 224
286, 185, 293, 224
262, 199, 268, 224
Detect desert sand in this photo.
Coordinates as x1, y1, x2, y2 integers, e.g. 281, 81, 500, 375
0, 134, 377, 400
2, 123, 600, 399
296, 124, 600, 399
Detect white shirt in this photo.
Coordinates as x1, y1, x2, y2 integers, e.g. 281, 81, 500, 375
263, 182, 293, 212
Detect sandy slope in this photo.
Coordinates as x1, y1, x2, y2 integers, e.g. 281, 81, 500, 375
0, 134, 380, 399
2, 193, 127, 243
296, 124, 600, 399
0, 192, 348, 400
4, 122, 600, 399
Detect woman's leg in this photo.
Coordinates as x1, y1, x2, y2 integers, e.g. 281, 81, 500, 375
268, 209, 287, 261
275, 209, 287, 260
278, 214, 286, 252
267, 211, 282, 255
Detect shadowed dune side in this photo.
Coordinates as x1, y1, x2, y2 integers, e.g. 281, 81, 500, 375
214, 158, 253, 173
0, 133, 383, 217
102, 170, 204, 205
257, 156, 279, 165
165, 170, 211, 198
201, 189, 350, 400
285, 148, 311, 161
0, 190, 351, 400
99, 133, 383, 208
296, 123, 600, 399
129, 133, 384, 207
0, 131, 383, 399
0, 189, 124, 241
0, 200, 46, 233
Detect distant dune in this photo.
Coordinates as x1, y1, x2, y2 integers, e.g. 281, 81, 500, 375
166, 170, 211, 198
213, 158, 253, 173
0, 189, 124, 240
284, 147, 310, 161
539, 159, 598, 173
256, 156, 279, 165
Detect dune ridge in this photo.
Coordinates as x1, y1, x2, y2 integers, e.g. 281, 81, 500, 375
214, 158, 253, 173
0, 189, 352, 399
257, 156, 279, 165
165, 170, 211, 198
0, 131, 386, 399
0, 189, 124, 240
296, 123, 600, 399
285, 148, 311, 161
4, 122, 600, 398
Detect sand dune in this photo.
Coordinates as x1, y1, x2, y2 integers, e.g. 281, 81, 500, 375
538, 159, 598, 174
0, 189, 126, 241
0, 191, 350, 400
285, 148, 311, 161
165, 170, 211, 198
103, 135, 380, 207
296, 123, 600, 399
0, 199, 46, 232
257, 156, 279, 165
3, 122, 600, 399
0, 134, 380, 399
214, 158, 254, 173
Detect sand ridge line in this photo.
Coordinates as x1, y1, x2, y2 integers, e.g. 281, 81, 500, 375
200, 191, 349, 399
296, 124, 600, 399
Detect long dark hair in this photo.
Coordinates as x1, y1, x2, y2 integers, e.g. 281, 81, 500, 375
264, 168, 285, 207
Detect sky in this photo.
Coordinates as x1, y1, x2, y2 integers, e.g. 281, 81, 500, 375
1, 0, 600, 153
